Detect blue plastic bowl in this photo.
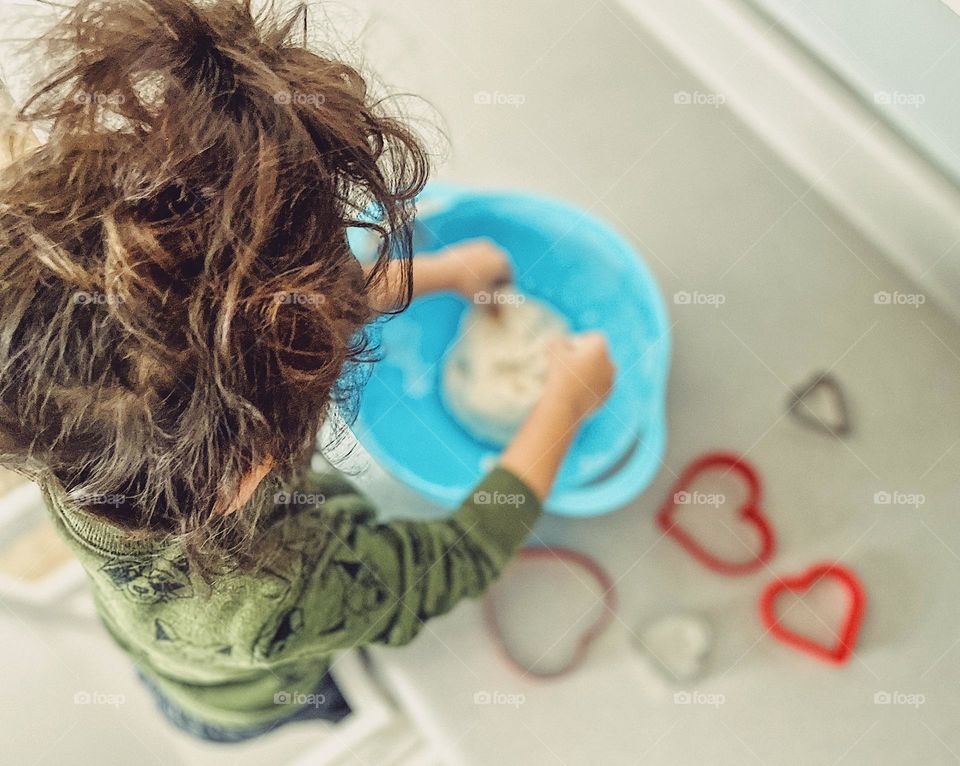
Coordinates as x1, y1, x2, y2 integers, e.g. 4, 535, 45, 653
352, 186, 671, 516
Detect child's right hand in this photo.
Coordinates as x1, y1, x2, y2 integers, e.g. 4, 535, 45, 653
498, 331, 615, 501
544, 332, 616, 422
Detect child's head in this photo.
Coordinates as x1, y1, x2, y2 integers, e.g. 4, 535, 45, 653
0, 0, 428, 565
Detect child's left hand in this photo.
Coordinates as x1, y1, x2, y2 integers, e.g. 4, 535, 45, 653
436, 239, 513, 304
367, 238, 514, 312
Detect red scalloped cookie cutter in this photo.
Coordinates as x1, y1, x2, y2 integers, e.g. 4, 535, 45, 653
759, 563, 866, 665
483, 546, 617, 680
656, 452, 776, 575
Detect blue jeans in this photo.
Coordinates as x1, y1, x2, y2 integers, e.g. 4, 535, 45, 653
137, 671, 351, 743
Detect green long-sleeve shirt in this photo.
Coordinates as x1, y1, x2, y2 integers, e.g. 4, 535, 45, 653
41, 467, 541, 731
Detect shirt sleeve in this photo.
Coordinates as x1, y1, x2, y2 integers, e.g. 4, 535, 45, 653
250, 467, 542, 664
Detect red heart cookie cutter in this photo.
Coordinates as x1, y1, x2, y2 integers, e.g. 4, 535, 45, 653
759, 563, 866, 665
656, 451, 776, 576
483, 546, 617, 680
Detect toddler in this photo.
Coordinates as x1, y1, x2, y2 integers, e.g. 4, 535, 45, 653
0, 0, 614, 741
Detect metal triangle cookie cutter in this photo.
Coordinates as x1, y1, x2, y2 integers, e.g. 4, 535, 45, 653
787, 371, 852, 437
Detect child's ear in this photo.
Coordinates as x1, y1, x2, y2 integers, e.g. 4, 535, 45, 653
215, 456, 274, 516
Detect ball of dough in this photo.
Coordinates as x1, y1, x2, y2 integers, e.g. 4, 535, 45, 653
442, 291, 569, 446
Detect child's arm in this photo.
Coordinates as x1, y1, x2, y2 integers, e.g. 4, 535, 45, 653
366, 238, 512, 312
247, 333, 615, 660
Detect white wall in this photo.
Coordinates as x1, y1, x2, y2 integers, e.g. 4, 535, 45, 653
748, 0, 960, 186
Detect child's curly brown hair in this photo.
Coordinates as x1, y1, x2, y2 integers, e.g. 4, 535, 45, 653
0, 0, 429, 571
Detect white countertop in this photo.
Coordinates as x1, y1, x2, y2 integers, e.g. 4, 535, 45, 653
339, 1, 960, 764
1, 0, 958, 764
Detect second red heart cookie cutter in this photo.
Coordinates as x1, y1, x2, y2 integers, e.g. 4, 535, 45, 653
656, 451, 776, 576
759, 563, 866, 665
483, 546, 617, 680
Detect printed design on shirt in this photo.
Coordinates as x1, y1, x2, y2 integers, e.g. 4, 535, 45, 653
154, 618, 233, 659
250, 530, 334, 661
389, 523, 489, 621
100, 553, 193, 604
258, 564, 299, 601
251, 551, 391, 660
254, 606, 306, 660
440, 540, 487, 601
337, 559, 391, 616
248, 491, 397, 660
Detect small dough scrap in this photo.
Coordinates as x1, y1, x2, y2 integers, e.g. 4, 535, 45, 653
638, 613, 712, 682
443, 290, 569, 446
